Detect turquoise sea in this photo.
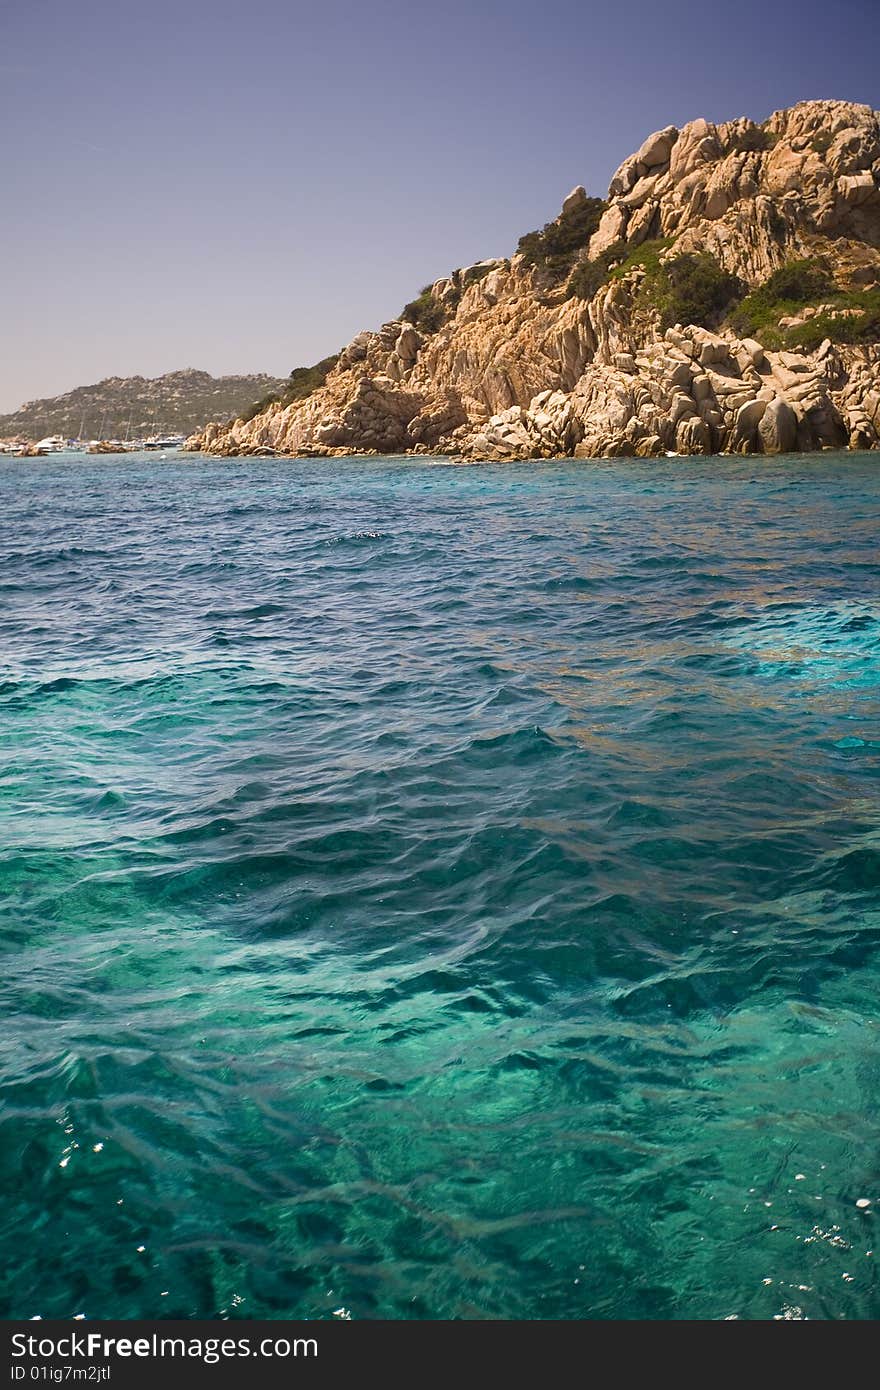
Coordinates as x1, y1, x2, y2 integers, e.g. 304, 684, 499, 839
1, 450, 879, 1321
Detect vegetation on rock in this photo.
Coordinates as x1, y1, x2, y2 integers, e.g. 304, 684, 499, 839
0, 369, 290, 441
566, 241, 627, 300
654, 253, 744, 330
517, 196, 607, 281
237, 355, 340, 423
401, 286, 448, 335
400, 263, 505, 336
782, 289, 880, 350
566, 238, 672, 302
191, 98, 880, 463
575, 238, 743, 330
729, 258, 835, 339
724, 259, 880, 348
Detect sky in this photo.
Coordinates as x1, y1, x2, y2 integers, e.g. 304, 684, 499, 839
2, 0, 879, 412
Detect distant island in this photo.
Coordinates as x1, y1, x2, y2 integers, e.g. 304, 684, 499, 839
192, 99, 880, 461
0, 368, 288, 445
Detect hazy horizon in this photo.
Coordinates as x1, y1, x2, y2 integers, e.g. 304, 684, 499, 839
3, 0, 879, 413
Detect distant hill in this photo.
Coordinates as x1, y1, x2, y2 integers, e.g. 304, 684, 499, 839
0, 369, 289, 440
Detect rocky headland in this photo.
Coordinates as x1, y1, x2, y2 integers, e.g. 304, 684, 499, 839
190, 100, 880, 461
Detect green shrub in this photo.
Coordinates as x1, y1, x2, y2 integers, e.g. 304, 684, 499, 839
401, 285, 448, 334
567, 237, 742, 327
566, 241, 627, 300
238, 392, 280, 424
727, 259, 880, 349
599, 241, 741, 328
517, 196, 607, 281
783, 313, 843, 352
757, 122, 780, 148
608, 237, 673, 281
281, 355, 339, 406
237, 354, 339, 423
783, 290, 880, 350
460, 262, 495, 288
655, 253, 744, 329
760, 259, 834, 303
729, 259, 835, 342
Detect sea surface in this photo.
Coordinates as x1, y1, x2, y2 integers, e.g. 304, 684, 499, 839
1, 449, 879, 1321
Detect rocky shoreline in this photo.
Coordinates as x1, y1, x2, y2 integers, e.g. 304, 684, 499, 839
190, 100, 880, 463
197, 328, 880, 463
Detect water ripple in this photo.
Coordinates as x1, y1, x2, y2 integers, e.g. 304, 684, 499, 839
0, 451, 879, 1320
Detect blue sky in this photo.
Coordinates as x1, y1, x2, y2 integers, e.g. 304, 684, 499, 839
2, 0, 879, 410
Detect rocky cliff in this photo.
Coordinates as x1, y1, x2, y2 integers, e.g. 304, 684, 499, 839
191, 100, 880, 461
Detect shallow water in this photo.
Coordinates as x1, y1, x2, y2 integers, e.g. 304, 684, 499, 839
1, 449, 879, 1320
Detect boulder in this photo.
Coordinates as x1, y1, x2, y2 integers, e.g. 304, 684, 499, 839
562, 185, 588, 215
740, 338, 766, 367
838, 172, 876, 206
732, 398, 767, 446
637, 126, 679, 170
395, 325, 421, 369
758, 397, 799, 453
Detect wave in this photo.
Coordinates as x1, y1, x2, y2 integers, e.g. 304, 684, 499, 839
2, 452, 880, 1320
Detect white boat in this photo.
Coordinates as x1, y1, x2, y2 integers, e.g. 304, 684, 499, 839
143, 433, 185, 450
34, 435, 68, 453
